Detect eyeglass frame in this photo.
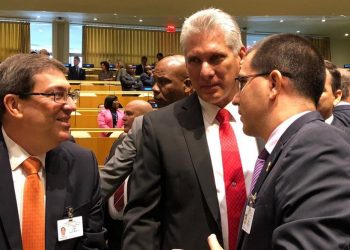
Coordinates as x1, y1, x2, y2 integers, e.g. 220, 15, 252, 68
15, 89, 80, 103
235, 71, 294, 91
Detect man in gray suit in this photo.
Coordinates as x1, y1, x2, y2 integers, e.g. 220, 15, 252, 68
99, 55, 193, 199
210, 34, 350, 249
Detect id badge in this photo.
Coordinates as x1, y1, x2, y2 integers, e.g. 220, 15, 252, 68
242, 205, 255, 234
57, 216, 83, 241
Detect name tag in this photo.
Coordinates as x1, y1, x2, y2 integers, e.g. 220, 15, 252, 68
242, 205, 255, 234
57, 216, 83, 241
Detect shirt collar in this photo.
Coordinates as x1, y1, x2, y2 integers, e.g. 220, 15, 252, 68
198, 96, 240, 125
2, 126, 46, 170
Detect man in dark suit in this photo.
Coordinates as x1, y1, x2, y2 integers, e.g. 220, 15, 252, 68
0, 54, 106, 249
135, 56, 147, 75
317, 61, 343, 126
210, 34, 350, 249
122, 8, 260, 250
68, 56, 86, 80
332, 68, 350, 127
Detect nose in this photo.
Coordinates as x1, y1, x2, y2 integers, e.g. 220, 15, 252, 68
64, 97, 77, 113
200, 62, 215, 78
152, 83, 160, 95
122, 115, 127, 121
232, 92, 240, 105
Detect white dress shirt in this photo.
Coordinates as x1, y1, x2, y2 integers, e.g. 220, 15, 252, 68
2, 126, 46, 231
198, 98, 258, 250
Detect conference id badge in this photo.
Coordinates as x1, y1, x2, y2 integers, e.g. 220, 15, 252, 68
57, 216, 83, 241
242, 205, 255, 234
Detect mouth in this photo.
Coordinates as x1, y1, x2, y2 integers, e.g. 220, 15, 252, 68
57, 116, 71, 128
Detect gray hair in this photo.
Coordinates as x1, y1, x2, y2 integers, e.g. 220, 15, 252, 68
180, 8, 243, 53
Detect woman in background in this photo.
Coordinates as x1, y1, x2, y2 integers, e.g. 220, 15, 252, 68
98, 95, 124, 137
99, 61, 114, 81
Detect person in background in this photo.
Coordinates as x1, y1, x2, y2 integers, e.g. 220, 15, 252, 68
153, 52, 164, 67
0, 53, 106, 249
317, 60, 342, 124
135, 56, 148, 75
98, 95, 124, 137
68, 56, 86, 80
120, 65, 143, 91
332, 68, 350, 127
104, 99, 153, 250
100, 54, 193, 200
99, 61, 114, 81
122, 8, 259, 250
116, 61, 127, 81
139, 65, 154, 87
39, 49, 50, 56
209, 33, 350, 250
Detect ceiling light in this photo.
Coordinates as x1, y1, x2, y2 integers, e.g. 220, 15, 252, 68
321, 17, 326, 22
345, 33, 349, 37
139, 19, 143, 22
296, 30, 300, 33
36, 16, 40, 19
113, 13, 118, 16
133, 16, 137, 18
340, 15, 346, 17
93, 18, 98, 21
279, 19, 284, 23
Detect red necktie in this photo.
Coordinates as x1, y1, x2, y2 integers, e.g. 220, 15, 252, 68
21, 157, 45, 250
113, 181, 125, 211
216, 109, 246, 250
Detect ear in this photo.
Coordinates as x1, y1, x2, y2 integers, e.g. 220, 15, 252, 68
238, 46, 246, 60
3, 94, 23, 118
333, 89, 342, 106
183, 78, 193, 95
268, 70, 283, 100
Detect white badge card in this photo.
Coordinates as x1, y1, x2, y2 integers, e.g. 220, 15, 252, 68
242, 205, 255, 234
57, 216, 83, 241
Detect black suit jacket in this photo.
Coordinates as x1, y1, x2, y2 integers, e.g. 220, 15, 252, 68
68, 66, 86, 80
134, 64, 145, 75
0, 133, 106, 250
332, 104, 350, 128
123, 93, 231, 249
237, 112, 350, 249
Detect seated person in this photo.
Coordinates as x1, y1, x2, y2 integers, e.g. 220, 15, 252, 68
120, 65, 143, 91
116, 61, 127, 81
139, 65, 154, 87
99, 61, 114, 81
98, 95, 124, 137
68, 56, 86, 80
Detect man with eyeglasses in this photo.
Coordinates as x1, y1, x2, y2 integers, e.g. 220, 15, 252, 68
209, 34, 350, 250
0, 54, 106, 250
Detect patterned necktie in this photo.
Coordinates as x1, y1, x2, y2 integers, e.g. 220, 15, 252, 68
113, 181, 125, 212
250, 148, 269, 193
216, 109, 246, 250
21, 157, 45, 250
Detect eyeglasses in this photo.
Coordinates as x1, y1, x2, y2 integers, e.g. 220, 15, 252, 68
235, 71, 293, 91
16, 90, 80, 103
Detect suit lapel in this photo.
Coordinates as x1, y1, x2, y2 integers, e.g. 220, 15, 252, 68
45, 146, 69, 249
237, 111, 323, 247
178, 94, 222, 230
0, 133, 23, 249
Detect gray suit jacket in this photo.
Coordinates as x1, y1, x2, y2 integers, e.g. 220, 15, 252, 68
332, 104, 350, 128
100, 116, 143, 200
0, 133, 106, 250
237, 112, 350, 250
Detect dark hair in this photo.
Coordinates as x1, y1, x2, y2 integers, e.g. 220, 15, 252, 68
156, 52, 164, 58
0, 53, 67, 118
74, 56, 80, 62
249, 33, 325, 105
141, 56, 147, 61
324, 60, 341, 93
100, 61, 110, 71
104, 95, 118, 109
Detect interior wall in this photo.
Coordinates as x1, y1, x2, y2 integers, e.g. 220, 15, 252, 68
330, 37, 350, 68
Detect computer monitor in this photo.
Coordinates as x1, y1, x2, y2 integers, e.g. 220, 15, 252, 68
344, 64, 350, 68
83, 63, 94, 68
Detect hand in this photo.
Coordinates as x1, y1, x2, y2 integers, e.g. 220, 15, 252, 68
208, 234, 223, 250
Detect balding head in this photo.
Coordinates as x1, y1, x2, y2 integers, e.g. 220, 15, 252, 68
152, 55, 193, 108
122, 100, 153, 133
